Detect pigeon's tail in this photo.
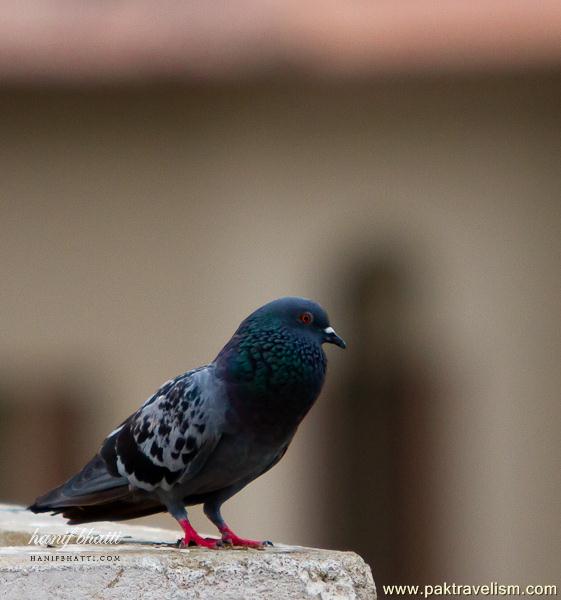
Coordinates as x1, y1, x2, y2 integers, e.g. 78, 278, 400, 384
28, 454, 164, 524
60, 498, 165, 524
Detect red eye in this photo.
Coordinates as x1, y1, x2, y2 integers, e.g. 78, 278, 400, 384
299, 312, 313, 325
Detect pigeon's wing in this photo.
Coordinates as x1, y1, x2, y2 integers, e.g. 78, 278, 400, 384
100, 365, 227, 492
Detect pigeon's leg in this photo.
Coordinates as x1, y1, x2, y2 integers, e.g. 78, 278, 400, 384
204, 500, 269, 548
165, 500, 219, 548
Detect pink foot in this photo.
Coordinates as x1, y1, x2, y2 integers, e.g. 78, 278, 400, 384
178, 519, 220, 548
219, 525, 272, 548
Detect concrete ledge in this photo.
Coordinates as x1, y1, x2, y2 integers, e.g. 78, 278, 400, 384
0, 504, 375, 599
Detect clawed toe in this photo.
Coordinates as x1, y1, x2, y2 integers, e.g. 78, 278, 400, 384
177, 518, 222, 549
179, 538, 220, 549
221, 535, 271, 548
178, 535, 221, 549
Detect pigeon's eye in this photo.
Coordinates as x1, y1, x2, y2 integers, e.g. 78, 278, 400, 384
298, 312, 313, 325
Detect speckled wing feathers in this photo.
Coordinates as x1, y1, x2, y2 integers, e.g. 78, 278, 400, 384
100, 365, 225, 492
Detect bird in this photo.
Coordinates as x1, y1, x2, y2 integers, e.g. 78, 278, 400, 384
29, 297, 346, 548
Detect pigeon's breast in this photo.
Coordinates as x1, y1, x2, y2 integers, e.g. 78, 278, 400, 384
220, 336, 326, 431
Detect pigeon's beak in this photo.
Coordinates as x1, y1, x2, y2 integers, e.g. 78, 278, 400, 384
323, 326, 347, 349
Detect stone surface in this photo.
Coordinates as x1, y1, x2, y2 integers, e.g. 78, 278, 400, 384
0, 504, 375, 599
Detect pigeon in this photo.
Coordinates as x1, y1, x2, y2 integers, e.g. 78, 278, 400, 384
29, 297, 346, 548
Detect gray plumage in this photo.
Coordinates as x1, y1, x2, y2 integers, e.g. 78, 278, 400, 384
30, 297, 346, 546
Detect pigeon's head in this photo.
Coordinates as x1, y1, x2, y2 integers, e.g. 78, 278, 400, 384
248, 297, 346, 349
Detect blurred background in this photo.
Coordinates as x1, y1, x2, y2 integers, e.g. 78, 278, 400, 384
1, 1, 560, 595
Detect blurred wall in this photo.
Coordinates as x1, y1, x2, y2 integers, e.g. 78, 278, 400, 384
1, 73, 560, 591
